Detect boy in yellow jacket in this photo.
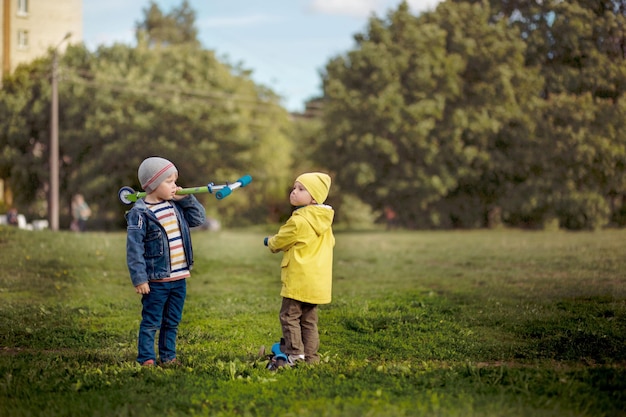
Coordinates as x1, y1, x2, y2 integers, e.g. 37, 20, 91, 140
264, 172, 334, 365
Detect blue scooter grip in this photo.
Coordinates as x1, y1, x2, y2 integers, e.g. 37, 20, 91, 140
215, 187, 232, 200
237, 175, 252, 187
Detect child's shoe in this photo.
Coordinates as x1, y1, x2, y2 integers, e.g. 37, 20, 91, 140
161, 358, 180, 367
267, 353, 305, 370
141, 359, 155, 367
267, 342, 301, 371
288, 354, 305, 365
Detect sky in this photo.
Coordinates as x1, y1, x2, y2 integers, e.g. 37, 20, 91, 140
82, 0, 442, 113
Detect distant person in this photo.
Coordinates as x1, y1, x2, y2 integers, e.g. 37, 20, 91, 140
263, 172, 335, 369
125, 157, 206, 367
6, 207, 19, 226
71, 194, 91, 232
384, 206, 398, 230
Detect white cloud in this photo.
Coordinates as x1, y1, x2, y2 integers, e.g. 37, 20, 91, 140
308, 0, 384, 18
199, 14, 281, 29
307, 0, 441, 18
404, 0, 441, 13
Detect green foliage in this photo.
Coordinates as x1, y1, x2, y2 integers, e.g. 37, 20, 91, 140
333, 193, 379, 230
317, 0, 626, 230
0, 226, 625, 416
136, 0, 201, 48
0, 58, 54, 217
320, 1, 543, 229
0, 38, 293, 228
3, 0, 626, 232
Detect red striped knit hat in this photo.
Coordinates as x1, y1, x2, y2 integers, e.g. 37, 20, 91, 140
138, 157, 178, 193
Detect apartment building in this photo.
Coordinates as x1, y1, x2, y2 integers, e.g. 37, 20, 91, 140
1, 0, 82, 77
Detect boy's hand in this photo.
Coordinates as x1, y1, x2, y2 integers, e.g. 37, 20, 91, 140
135, 282, 150, 294
172, 186, 187, 201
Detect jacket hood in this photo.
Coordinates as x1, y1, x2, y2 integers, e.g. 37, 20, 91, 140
294, 204, 334, 236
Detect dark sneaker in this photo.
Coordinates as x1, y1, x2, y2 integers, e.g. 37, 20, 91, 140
267, 356, 290, 371
267, 353, 305, 371
161, 358, 180, 367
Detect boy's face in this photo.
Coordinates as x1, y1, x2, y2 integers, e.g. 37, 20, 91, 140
290, 181, 314, 206
151, 172, 179, 201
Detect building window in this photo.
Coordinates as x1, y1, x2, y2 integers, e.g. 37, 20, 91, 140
17, 30, 29, 49
17, 0, 28, 16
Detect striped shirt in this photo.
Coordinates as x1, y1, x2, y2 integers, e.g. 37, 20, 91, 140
147, 200, 190, 281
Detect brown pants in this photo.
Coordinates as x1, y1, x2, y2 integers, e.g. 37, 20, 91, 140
279, 297, 320, 363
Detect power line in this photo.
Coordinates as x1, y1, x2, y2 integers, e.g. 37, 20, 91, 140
60, 75, 290, 127
68, 67, 278, 107
5, 62, 293, 114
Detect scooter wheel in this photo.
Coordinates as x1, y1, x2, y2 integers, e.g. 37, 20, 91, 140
118, 186, 136, 205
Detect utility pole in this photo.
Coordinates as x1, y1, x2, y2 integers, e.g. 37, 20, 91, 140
50, 32, 71, 231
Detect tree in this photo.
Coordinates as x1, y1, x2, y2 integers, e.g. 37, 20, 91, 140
319, 1, 541, 228
468, 0, 626, 228
318, 0, 626, 229
136, 0, 201, 48
0, 40, 293, 228
0, 58, 54, 218
68, 42, 292, 227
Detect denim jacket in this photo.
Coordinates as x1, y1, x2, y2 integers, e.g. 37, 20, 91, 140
125, 195, 206, 287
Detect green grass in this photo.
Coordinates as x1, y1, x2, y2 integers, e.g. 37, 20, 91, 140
0, 226, 624, 416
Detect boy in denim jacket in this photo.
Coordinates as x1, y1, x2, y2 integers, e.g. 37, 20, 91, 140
125, 157, 206, 366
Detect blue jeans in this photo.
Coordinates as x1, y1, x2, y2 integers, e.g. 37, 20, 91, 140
137, 279, 186, 363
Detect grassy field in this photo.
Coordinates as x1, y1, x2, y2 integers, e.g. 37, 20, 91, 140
0, 225, 624, 416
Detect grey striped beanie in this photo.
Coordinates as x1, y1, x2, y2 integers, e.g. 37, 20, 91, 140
138, 157, 178, 193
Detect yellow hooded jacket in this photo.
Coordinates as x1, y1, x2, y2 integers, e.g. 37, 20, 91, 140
268, 204, 335, 304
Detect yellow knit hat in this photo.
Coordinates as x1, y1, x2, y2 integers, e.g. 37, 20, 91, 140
296, 172, 331, 204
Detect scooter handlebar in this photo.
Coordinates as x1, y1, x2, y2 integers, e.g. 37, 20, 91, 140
215, 175, 252, 200
118, 174, 252, 204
